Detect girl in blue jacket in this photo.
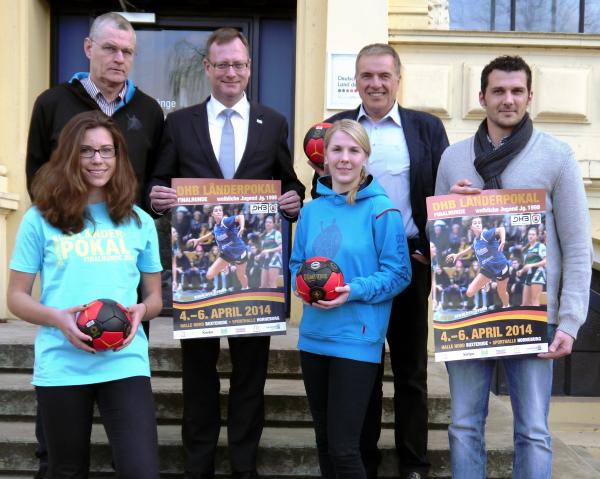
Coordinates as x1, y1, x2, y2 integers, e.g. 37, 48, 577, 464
290, 119, 411, 479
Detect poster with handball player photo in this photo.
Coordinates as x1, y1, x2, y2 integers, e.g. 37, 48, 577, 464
426, 189, 548, 362
171, 178, 286, 339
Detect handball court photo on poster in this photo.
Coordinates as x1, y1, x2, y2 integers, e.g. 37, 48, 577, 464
170, 179, 287, 339
427, 189, 549, 361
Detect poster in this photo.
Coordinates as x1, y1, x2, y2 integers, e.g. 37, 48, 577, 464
171, 179, 286, 339
327, 53, 360, 109
426, 189, 549, 361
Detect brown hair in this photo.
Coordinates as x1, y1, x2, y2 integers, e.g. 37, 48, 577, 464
324, 119, 370, 205
31, 111, 140, 234
206, 28, 250, 56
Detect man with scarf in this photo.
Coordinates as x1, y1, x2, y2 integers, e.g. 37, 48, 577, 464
435, 55, 592, 478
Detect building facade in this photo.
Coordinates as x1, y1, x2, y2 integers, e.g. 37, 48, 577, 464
2, 0, 600, 336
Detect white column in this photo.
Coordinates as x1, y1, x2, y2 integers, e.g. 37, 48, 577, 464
0, 165, 20, 319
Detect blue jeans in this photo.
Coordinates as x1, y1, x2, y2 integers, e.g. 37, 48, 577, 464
446, 325, 556, 479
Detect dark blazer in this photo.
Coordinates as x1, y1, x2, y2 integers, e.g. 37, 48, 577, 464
313, 105, 448, 258
148, 97, 305, 207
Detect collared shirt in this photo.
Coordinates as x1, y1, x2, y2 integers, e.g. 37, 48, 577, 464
207, 94, 250, 171
487, 134, 509, 150
80, 76, 127, 117
357, 102, 418, 238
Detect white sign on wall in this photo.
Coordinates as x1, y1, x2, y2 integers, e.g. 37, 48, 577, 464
327, 53, 360, 110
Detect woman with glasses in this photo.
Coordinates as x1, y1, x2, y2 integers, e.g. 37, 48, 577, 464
7, 111, 162, 478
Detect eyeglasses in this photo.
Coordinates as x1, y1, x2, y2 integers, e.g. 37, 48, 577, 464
208, 61, 249, 72
80, 146, 117, 159
91, 40, 135, 59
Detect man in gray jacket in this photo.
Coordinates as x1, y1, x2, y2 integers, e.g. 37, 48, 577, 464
435, 55, 592, 478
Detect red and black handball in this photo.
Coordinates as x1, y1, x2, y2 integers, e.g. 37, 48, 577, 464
76, 299, 132, 351
303, 122, 332, 167
296, 256, 345, 303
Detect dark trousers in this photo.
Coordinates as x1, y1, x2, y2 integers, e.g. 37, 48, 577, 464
181, 335, 271, 478
36, 376, 158, 479
35, 317, 150, 476
361, 257, 431, 477
301, 351, 378, 479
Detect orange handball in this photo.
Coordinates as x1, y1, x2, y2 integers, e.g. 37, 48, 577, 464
303, 122, 332, 167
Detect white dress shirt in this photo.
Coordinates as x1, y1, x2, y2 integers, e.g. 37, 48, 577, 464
357, 102, 418, 238
206, 94, 251, 172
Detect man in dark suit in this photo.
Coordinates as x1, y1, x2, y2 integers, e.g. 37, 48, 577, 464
148, 28, 305, 479
312, 44, 448, 479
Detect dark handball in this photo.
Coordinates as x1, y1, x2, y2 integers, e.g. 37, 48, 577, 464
296, 256, 345, 303
303, 122, 332, 167
76, 299, 132, 351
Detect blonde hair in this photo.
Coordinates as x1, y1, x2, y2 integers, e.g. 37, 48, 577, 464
324, 119, 370, 205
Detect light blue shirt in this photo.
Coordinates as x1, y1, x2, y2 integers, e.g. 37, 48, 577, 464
10, 203, 162, 386
357, 102, 418, 238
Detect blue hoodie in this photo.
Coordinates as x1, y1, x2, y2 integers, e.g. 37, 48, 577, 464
290, 175, 412, 363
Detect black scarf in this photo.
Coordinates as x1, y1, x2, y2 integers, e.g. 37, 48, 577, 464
474, 112, 533, 189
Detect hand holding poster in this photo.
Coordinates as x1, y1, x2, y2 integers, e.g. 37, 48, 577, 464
171, 178, 286, 339
426, 189, 548, 361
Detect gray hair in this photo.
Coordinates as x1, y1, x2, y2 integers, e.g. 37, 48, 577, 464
355, 43, 401, 76
89, 12, 136, 45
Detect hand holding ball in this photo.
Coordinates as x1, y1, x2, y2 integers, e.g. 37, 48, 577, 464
296, 256, 345, 303
76, 299, 132, 351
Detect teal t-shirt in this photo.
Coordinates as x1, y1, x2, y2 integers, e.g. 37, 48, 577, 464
10, 203, 162, 386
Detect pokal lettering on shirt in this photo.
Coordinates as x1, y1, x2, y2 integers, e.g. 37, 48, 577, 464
171, 178, 286, 339
426, 189, 548, 361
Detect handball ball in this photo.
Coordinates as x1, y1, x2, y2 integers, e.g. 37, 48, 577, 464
296, 256, 345, 303
76, 299, 132, 351
303, 122, 332, 167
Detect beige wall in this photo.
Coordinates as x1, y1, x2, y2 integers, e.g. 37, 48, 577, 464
0, 0, 50, 318
294, 0, 389, 190
388, 29, 600, 209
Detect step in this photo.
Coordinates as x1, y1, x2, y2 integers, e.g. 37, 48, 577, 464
0, 374, 451, 428
1, 319, 394, 378
0, 421, 514, 478
0, 318, 449, 381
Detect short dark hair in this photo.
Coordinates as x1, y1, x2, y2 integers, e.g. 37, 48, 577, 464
481, 55, 532, 93
206, 28, 250, 56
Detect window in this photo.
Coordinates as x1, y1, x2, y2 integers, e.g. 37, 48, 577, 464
449, 0, 600, 33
